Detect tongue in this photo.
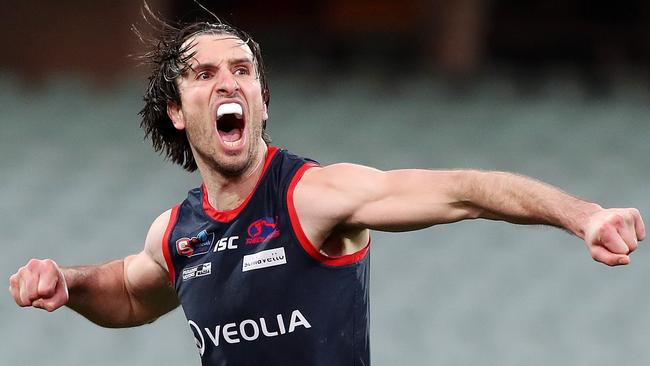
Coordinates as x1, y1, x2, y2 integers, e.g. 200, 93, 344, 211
219, 128, 242, 142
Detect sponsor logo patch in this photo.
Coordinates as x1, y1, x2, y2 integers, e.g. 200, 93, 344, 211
246, 217, 280, 244
214, 236, 239, 252
176, 230, 215, 257
182, 263, 212, 281
242, 247, 287, 272
188, 309, 311, 356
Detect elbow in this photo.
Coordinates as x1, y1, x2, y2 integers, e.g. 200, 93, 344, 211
448, 170, 493, 220
454, 200, 484, 220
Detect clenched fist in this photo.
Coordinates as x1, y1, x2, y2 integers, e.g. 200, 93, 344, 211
584, 208, 646, 266
9, 259, 69, 312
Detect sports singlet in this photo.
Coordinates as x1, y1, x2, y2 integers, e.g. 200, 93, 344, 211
162, 147, 371, 366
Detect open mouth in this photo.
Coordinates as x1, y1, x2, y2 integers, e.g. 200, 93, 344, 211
216, 103, 245, 145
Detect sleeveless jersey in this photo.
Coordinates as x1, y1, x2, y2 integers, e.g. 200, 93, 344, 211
162, 147, 371, 366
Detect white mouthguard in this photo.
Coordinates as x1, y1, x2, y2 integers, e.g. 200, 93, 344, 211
217, 103, 243, 119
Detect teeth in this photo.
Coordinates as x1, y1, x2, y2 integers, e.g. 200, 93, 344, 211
217, 103, 243, 119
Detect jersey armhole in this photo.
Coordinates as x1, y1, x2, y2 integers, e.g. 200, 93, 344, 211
161, 205, 180, 285
287, 163, 370, 267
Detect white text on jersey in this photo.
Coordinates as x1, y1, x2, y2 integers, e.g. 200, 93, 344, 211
189, 309, 312, 356
214, 236, 239, 252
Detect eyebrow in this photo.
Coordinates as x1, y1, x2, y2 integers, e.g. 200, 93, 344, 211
189, 58, 254, 71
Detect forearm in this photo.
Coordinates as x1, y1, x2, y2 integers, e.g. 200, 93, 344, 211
63, 260, 144, 328
458, 170, 602, 238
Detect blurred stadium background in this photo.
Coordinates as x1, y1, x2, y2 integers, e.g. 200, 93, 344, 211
1, 1, 649, 365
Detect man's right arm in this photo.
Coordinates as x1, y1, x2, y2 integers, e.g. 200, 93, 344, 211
9, 210, 179, 328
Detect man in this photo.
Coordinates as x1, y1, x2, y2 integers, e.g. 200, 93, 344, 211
9, 19, 645, 366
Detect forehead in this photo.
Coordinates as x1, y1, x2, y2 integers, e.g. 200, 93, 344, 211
182, 33, 254, 65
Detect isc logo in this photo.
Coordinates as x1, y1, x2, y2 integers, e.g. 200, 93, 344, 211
214, 236, 239, 252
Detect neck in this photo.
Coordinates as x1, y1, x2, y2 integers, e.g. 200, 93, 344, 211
200, 144, 269, 212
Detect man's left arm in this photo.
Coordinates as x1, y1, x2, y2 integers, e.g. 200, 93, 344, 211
294, 164, 645, 266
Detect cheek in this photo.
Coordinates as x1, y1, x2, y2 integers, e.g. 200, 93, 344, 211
182, 94, 213, 123
180, 83, 211, 109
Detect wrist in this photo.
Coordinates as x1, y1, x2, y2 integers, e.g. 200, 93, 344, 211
60, 266, 84, 296
57, 264, 70, 298
571, 202, 603, 239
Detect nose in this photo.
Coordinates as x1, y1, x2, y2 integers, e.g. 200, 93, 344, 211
216, 70, 239, 95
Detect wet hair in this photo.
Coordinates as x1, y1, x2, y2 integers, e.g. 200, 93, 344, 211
135, 4, 270, 172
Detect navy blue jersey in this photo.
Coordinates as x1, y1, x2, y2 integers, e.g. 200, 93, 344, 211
162, 147, 371, 366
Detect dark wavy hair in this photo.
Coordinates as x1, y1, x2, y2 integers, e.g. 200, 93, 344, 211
135, 5, 270, 172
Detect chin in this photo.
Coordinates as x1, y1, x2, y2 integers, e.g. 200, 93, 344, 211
212, 154, 253, 177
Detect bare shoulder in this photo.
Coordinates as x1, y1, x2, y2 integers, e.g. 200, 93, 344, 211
292, 163, 380, 249
143, 209, 174, 271
295, 163, 385, 207
299, 163, 383, 188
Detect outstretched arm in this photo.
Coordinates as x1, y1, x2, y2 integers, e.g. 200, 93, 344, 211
294, 164, 645, 266
9, 210, 178, 327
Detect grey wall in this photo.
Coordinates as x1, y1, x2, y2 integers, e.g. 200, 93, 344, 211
1, 72, 648, 365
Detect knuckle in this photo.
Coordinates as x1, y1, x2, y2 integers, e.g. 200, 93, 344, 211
43, 259, 58, 269
608, 215, 624, 228
26, 259, 45, 272
616, 215, 625, 226
26, 258, 40, 268
17, 265, 28, 275
597, 226, 610, 240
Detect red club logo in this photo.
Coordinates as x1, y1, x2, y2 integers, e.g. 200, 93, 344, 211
246, 217, 280, 244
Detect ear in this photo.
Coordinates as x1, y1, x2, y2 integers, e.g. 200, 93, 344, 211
167, 101, 186, 130
261, 88, 270, 121
261, 103, 269, 122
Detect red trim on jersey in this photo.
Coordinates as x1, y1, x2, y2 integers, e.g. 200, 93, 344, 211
162, 205, 180, 284
202, 146, 279, 222
287, 164, 370, 266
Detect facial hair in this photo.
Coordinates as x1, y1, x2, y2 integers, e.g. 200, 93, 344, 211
187, 114, 265, 178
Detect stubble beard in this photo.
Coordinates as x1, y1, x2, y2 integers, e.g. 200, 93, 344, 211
190, 118, 264, 178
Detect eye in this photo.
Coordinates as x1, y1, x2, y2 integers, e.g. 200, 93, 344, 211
233, 67, 250, 76
196, 71, 213, 80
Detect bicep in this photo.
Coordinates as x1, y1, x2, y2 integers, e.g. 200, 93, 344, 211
297, 164, 479, 233
123, 210, 179, 323
352, 168, 482, 231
